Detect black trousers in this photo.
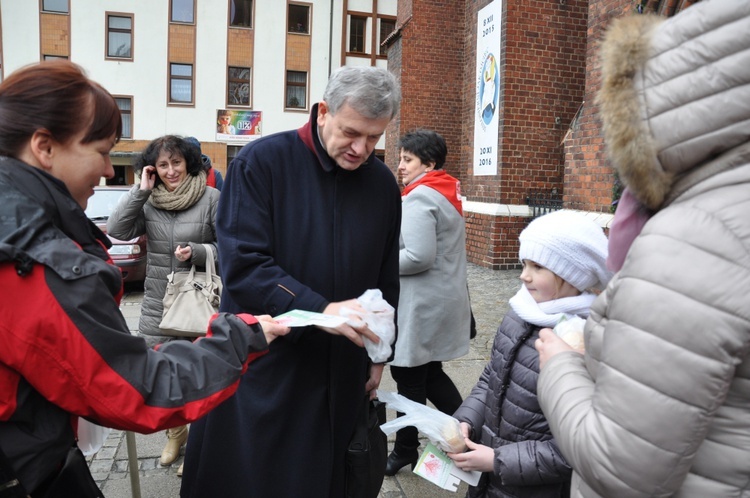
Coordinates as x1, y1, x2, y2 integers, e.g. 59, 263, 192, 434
389, 361, 463, 452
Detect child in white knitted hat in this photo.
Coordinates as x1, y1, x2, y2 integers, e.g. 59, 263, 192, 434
448, 210, 612, 498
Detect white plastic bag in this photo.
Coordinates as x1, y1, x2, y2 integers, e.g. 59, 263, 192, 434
377, 390, 466, 453
340, 289, 395, 363
77, 418, 112, 456
553, 314, 586, 350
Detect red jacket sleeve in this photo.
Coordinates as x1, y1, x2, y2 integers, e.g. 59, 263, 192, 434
0, 264, 268, 433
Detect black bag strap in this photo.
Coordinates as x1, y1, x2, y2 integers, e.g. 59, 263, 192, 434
0, 444, 30, 498
349, 394, 371, 452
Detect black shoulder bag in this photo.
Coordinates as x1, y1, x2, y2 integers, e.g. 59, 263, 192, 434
345, 395, 387, 498
0, 445, 103, 498
40, 447, 104, 498
0, 445, 29, 498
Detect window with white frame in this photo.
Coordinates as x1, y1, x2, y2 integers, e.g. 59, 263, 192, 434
169, 63, 193, 103
107, 14, 133, 59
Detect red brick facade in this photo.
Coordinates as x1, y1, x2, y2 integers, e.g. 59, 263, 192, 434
388, 0, 590, 269
386, 0, 695, 269
562, 0, 630, 212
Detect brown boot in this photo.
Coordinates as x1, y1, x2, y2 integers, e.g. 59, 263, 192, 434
177, 463, 184, 477
160, 425, 188, 466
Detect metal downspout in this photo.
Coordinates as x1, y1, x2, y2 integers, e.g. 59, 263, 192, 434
329, 0, 335, 77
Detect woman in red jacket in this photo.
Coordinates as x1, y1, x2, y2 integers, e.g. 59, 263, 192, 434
0, 60, 289, 497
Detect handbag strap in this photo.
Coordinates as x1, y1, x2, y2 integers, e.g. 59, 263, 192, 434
201, 243, 216, 282
183, 244, 216, 286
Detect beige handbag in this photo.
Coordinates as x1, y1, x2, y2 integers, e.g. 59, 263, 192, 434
159, 244, 222, 337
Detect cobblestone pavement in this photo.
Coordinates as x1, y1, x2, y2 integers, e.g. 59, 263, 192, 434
90, 263, 521, 498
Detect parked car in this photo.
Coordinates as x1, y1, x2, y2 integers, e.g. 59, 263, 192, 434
85, 186, 147, 284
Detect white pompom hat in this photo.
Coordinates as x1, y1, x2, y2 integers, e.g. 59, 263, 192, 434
518, 210, 613, 292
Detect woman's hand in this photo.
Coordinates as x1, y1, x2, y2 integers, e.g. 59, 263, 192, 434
535, 328, 575, 370
140, 165, 156, 191
174, 244, 192, 263
256, 315, 290, 344
447, 438, 494, 473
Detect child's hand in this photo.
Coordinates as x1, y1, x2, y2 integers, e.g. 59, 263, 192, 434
447, 438, 494, 473
459, 422, 471, 439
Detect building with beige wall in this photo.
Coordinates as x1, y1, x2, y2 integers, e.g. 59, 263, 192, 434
0, 0, 396, 183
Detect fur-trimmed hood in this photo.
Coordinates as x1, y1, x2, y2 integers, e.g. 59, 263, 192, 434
596, 1, 750, 211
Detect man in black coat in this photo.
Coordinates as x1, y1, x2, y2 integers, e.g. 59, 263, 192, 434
181, 66, 402, 497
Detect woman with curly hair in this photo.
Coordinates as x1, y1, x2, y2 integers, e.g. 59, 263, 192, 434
108, 135, 220, 471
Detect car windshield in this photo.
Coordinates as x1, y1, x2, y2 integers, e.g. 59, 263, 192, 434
85, 189, 127, 220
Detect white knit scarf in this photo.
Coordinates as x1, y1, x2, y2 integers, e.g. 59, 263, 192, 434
508, 285, 596, 328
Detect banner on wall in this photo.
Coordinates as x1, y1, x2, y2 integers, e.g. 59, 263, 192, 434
473, 0, 501, 176
216, 109, 262, 143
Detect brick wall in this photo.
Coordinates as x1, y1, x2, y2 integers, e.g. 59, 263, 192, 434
384, 34, 402, 170
562, 0, 631, 214
452, 0, 588, 208
387, 0, 465, 183
168, 24, 196, 63
387, 0, 704, 269
286, 32, 311, 71
465, 211, 527, 269
388, 0, 588, 268
201, 142, 228, 176
40, 13, 69, 57
228, 28, 254, 66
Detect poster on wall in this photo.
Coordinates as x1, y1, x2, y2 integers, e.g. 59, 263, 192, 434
216, 109, 262, 142
473, 0, 501, 176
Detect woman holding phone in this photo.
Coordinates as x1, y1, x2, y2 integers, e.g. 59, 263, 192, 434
108, 135, 220, 471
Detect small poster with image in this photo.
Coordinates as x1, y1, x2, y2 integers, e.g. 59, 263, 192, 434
216, 109, 262, 143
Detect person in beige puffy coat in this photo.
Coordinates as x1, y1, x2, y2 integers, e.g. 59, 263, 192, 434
535, 1, 750, 497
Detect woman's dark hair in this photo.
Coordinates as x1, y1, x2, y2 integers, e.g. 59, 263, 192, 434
134, 135, 204, 187
398, 129, 448, 170
0, 60, 122, 158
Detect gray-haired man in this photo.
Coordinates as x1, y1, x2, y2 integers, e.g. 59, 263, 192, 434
182, 66, 402, 497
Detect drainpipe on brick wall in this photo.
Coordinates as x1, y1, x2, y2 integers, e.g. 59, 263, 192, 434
328, 0, 334, 77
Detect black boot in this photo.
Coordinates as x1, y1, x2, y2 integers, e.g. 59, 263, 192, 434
384, 447, 419, 476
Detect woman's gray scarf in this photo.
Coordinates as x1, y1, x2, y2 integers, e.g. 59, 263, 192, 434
148, 170, 207, 211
